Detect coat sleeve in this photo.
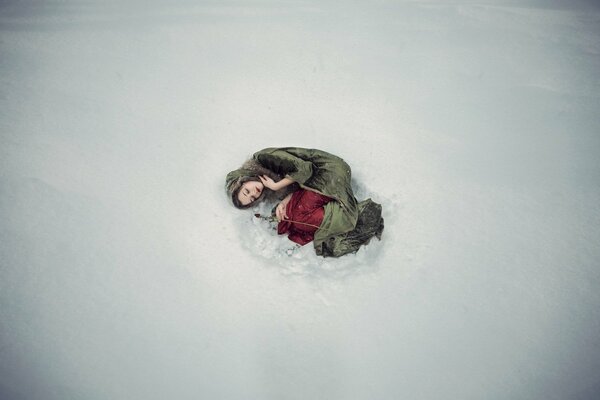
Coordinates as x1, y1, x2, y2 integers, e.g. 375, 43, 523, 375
253, 148, 314, 185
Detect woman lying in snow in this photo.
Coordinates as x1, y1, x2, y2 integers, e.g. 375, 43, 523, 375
225, 147, 384, 257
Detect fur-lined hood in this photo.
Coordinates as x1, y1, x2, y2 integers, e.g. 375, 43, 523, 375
225, 159, 285, 203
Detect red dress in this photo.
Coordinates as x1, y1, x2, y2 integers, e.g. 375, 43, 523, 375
277, 189, 333, 245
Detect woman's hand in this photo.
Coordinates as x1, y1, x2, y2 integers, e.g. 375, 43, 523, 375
275, 194, 292, 222
259, 175, 279, 190
259, 176, 295, 191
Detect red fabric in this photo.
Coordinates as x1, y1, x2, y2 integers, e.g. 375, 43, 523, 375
277, 190, 333, 245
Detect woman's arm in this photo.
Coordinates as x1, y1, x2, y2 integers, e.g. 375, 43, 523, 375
253, 148, 314, 185
259, 175, 294, 191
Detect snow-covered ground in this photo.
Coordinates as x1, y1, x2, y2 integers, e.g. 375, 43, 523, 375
1, 1, 599, 399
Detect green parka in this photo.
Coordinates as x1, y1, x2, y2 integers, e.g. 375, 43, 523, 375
227, 147, 383, 257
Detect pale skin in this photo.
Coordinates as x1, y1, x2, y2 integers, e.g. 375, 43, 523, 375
238, 180, 264, 205
238, 176, 295, 217
275, 193, 293, 222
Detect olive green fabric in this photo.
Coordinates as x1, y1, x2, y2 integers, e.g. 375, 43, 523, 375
320, 198, 384, 257
251, 147, 383, 257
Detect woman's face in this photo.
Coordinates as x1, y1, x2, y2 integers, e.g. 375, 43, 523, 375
238, 180, 264, 206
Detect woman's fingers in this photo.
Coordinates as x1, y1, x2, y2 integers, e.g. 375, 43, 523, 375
276, 202, 287, 221
259, 175, 276, 190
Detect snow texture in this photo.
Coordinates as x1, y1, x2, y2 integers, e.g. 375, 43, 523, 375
1, 1, 599, 399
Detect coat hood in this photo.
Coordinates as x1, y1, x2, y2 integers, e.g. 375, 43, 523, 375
225, 159, 280, 198
225, 168, 256, 196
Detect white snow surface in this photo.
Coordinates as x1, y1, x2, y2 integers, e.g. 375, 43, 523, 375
1, 1, 599, 399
